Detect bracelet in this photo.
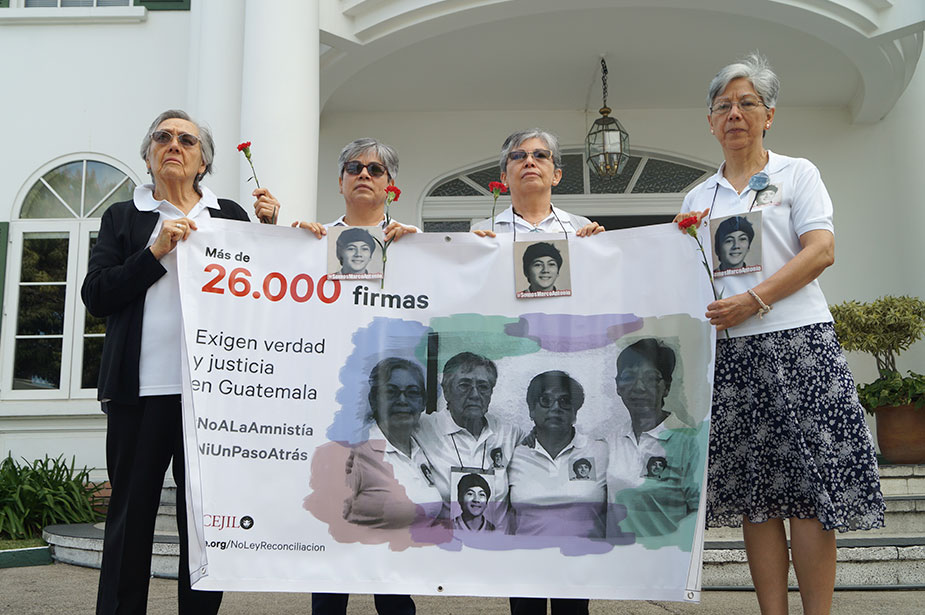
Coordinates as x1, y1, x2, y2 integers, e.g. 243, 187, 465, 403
747, 289, 772, 319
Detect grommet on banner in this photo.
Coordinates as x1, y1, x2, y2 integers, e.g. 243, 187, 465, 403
444, 235, 452, 242
437, 586, 444, 592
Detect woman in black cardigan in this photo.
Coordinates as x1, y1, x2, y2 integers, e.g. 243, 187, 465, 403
82, 109, 277, 615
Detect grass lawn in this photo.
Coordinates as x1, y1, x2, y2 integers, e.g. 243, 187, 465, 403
0, 538, 46, 550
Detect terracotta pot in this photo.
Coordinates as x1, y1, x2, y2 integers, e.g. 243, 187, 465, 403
875, 404, 925, 464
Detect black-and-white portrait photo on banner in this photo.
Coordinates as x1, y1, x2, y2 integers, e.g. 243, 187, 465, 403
710, 211, 763, 278
514, 239, 572, 298
450, 467, 498, 533
327, 226, 384, 280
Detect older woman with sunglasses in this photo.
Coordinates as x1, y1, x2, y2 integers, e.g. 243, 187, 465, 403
472, 129, 603, 237
675, 53, 883, 615
82, 109, 276, 615
292, 138, 418, 243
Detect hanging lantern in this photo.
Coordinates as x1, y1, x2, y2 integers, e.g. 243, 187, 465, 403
586, 58, 629, 177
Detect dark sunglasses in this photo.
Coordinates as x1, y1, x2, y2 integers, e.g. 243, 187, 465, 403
344, 160, 388, 178
508, 149, 553, 163
151, 130, 200, 148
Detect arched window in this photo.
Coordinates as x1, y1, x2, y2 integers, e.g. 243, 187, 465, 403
1, 157, 137, 399
421, 148, 713, 232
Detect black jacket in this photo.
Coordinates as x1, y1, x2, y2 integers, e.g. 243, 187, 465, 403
81, 198, 250, 405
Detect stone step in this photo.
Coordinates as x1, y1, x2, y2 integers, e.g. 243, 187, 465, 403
44, 522, 925, 588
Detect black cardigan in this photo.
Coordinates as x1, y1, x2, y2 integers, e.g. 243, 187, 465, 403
81, 198, 251, 405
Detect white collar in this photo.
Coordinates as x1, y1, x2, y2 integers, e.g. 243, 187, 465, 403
328, 214, 388, 229
133, 183, 220, 212
493, 203, 566, 225
705, 149, 791, 191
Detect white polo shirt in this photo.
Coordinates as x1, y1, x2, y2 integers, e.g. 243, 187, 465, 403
416, 410, 523, 532
508, 431, 608, 538
136, 184, 221, 397
680, 151, 835, 337
605, 421, 703, 539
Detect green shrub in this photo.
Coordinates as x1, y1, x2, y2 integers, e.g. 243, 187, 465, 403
0, 454, 104, 540
831, 295, 925, 413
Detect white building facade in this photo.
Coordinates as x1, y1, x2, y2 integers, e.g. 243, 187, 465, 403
1, 0, 923, 478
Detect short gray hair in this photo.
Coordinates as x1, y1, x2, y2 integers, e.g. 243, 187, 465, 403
499, 129, 564, 174
707, 52, 780, 110
140, 109, 215, 195
337, 138, 399, 181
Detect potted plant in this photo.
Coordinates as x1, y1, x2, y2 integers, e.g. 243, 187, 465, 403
830, 295, 925, 463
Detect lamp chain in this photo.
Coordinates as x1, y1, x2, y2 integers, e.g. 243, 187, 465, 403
601, 58, 608, 108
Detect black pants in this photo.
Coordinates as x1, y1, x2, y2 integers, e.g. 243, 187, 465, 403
509, 597, 589, 615
96, 395, 222, 615
312, 593, 415, 614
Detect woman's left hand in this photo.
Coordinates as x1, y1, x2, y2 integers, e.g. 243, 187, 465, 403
253, 188, 280, 224
705, 293, 759, 331
576, 222, 605, 237
384, 221, 417, 242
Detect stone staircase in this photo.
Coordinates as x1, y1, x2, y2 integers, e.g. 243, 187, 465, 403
44, 479, 182, 579
44, 465, 925, 587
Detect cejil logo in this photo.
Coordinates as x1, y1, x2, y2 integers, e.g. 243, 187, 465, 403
204, 514, 254, 531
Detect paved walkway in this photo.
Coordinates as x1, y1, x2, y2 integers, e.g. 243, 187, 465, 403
1, 562, 922, 614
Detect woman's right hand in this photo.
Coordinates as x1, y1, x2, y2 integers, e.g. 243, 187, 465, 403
291, 220, 326, 239
150, 217, 197, 259
472, 230, 496, 238
673, 209, 710, 227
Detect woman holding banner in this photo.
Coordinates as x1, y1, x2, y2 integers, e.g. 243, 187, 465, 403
471, 129, 603, 236
676, 53, 883, 614
82, 109, 276, 615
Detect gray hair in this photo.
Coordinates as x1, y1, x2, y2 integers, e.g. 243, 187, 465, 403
140, 109, 215, 195
707, 52, 780, 110
337, 138, 399, 181
441, 352, 498, 392
499, 129, 564, 174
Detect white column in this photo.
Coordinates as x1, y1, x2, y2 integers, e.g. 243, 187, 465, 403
188, 0, 246, 203
240, 0, 319, 224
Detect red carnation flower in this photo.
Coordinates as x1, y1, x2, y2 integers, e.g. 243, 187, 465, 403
236, 141, 251, 153
488, 181, 508, 195
385, 185, 401, 203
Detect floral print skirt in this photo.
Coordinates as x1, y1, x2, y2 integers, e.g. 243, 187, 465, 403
707, 322, 885, 531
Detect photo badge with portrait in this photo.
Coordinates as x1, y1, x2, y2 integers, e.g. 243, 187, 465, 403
752, 183, 781, 208
327, 226, 384, 280
709, 211, 763, 278
514, 239, 572, 298
450, 467, 498, 533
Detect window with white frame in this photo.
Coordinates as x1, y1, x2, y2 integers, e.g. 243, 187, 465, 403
23, 1, 131, 7
2, 158, 136, 398
422, 148, 713, 232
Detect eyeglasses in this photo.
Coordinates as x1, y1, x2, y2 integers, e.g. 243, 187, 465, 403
151, 130, 201, 148
709, 96, 768, 116
452, 380, 493, 397
537, 394, 573, 410
508, 149, 553, 163
344, 160, 388, 178
382, 385, 423, 402
617, 369, 664, 388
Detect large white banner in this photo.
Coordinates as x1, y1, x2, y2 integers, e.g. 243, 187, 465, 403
177, 219, 715, 602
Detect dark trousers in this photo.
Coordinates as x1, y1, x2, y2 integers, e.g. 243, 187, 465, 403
96, 395, 222, 615
509, 597, 589, 615
312, 593, 415, 615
